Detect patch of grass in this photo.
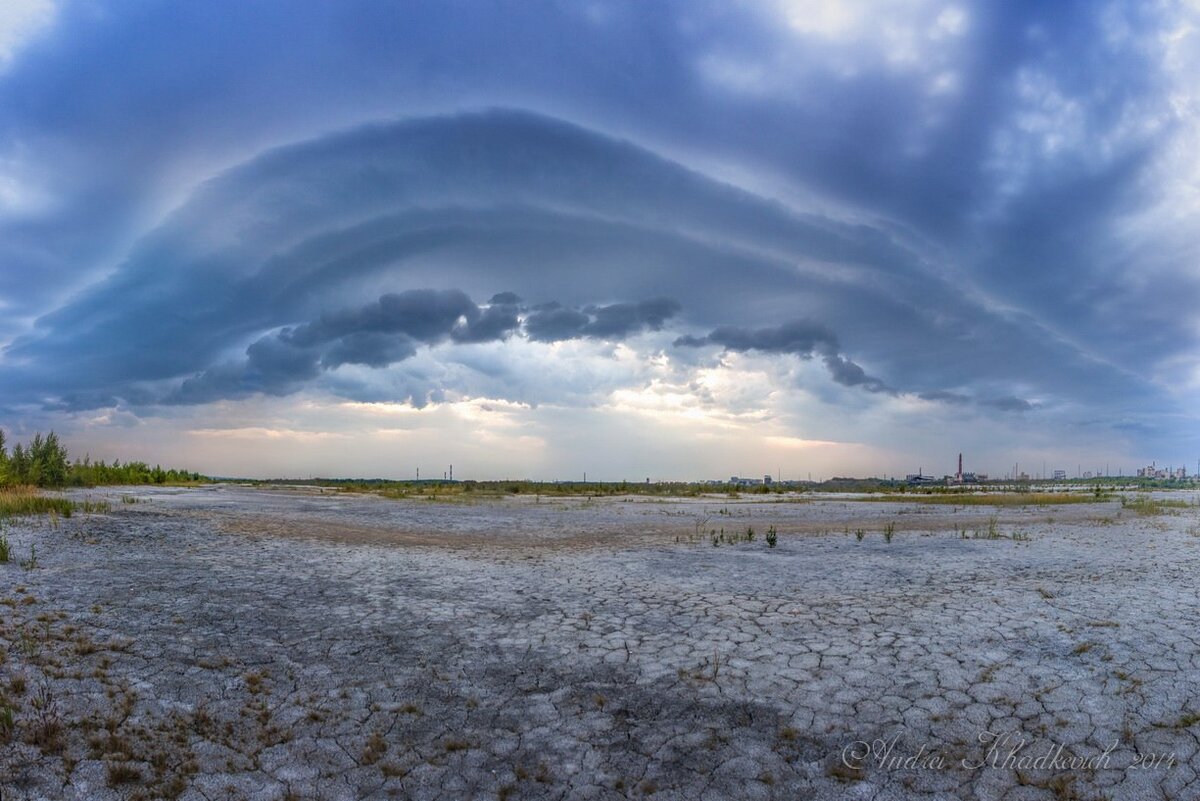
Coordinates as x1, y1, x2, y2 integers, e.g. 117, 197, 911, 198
106, 762, 142, 785
883, 522, 895, 543
77, 497, 112, 515
0, 532, 9, 563
863, 492, 1095, 506
1121, 495, 1191, 516
0, 487, 74, 518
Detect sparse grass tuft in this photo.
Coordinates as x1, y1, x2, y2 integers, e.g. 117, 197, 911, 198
362, 731, 387, 765
0, 705, 14, 741
766, 525, 778, 548
883, 522, 895, 543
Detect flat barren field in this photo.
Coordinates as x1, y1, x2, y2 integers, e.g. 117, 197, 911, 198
2, 486, 1199, 801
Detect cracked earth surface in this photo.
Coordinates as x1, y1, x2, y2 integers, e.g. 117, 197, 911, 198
1, 485, 1199, 800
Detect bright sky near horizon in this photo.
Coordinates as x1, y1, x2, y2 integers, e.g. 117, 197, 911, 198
0, 1, 1197, 480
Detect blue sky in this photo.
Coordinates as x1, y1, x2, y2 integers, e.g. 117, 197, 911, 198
0, 0, 1197, 480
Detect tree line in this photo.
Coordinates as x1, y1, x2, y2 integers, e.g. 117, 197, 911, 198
0, 429, 205, 487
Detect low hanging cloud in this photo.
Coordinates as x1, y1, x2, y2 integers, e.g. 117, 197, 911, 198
979, 395, 1036, 413
677, 321, 1041, 409
675, 320, 892, 394
524, 298, 680, 342
167, 289, 681, 405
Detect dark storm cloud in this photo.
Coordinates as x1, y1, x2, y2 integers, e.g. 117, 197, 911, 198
0, 0, 1194, 456
675, 320, 891, 393
821, 355, 890, 395
687, 321, 840, 357
918, 390, 971, 406
163, 288, 677, 405
525, 298, 680, 342
286, 290, 480, 349
980, 396, 1036, 413
0, 108, 1170, 430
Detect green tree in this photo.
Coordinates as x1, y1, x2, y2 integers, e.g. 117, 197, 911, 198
9, 443, 28, 483
39, 431, 68, 487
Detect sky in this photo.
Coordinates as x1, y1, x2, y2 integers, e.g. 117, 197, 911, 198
0, 0, 1197, 481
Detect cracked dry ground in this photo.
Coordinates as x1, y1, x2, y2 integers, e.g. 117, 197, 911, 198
2, 487, 1199, 801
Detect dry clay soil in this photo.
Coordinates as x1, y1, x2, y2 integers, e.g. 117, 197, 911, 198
2, 485, 1200, 801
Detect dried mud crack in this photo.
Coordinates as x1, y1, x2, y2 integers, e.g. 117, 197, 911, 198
1, 485, 1198, 800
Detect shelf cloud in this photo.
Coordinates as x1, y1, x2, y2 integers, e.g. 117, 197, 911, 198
0, 1, 1195, 476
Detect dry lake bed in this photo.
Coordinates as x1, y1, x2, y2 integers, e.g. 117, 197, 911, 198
2, 486, 1199, 801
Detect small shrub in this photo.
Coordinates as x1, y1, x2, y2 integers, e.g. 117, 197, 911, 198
883, 522, 895, 543
766, 526, 778, 548
0, 532, 9, 563
745, 526, 755, 542
854, 528, 865, 542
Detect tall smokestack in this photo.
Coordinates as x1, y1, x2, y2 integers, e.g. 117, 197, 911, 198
958, 453, 963, 479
